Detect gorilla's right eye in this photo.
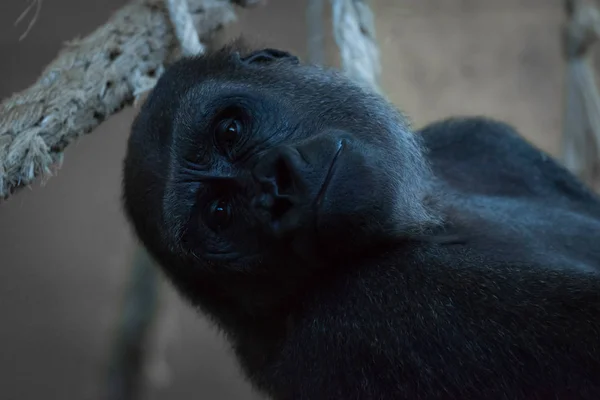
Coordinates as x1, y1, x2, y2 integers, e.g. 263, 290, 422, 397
214, 116, 242, 155
206, 199, 232, 232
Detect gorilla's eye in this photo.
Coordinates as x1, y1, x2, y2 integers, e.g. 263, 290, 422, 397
214, 117, 242, 154
206, 199, 232, 231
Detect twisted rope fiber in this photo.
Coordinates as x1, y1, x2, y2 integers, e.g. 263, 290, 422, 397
166, 0, 205, 56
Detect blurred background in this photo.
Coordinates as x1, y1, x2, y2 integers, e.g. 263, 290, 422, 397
0, 0, 578, 399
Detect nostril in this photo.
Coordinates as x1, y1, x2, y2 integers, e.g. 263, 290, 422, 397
252, 147, 299, 223
271, 197, 293, 220
275, 156, 293, 194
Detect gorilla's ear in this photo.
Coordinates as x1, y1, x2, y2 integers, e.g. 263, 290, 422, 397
239, 48, 300, 65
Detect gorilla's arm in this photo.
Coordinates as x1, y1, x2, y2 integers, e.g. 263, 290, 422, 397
122, 43, 600, 400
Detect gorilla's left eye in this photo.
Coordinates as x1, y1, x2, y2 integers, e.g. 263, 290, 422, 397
214, 117, 242, 154
206, 199, 232, 232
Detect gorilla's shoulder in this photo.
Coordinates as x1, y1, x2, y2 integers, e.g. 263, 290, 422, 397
418, 117, 529, 155
417, 117, 600, 213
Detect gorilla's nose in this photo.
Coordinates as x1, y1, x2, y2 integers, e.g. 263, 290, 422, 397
251, 147, 308, 240
251, 135, 344, 237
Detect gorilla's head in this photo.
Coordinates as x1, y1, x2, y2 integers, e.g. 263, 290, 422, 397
122, 43, 438, 312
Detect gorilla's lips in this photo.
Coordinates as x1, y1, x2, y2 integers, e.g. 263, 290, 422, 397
314, 140, 345, 212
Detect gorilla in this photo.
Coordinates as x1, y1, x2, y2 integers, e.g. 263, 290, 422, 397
122, 42, 600, 399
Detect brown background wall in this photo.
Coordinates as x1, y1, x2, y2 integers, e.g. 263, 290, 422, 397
0, 0, 566, 399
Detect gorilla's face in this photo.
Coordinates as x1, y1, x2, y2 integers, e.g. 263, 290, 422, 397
123, 44, 434, 281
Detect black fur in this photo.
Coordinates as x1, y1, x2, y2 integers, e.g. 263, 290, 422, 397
122, 42, 600, 399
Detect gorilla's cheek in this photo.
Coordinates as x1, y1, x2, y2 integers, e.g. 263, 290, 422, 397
315, 148, 397, 241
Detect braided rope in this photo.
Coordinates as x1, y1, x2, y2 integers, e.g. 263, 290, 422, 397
0, 0, 241, 201
165, 0, 205, 56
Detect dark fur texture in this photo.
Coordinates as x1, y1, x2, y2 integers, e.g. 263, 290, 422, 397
122, 42, 600, 399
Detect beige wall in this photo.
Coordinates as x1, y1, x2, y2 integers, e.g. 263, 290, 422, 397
0, 0, 567, 399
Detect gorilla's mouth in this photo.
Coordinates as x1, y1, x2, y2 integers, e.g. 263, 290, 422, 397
314, 140, 345, 211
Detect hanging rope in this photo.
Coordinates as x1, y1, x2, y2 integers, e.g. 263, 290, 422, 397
105, 247, 161, 400
331, 0, 381, 93
165, 0, 205, 56
562, 0, 600, 190
307, 0, 326, 65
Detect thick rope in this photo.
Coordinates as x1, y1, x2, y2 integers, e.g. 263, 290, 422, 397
562, 0, 600, 189
307, 0, 326, 65
166, 0, 205, 56
331, 0, 381, 93
106, 247, 161, 400
0, 0, 247, 201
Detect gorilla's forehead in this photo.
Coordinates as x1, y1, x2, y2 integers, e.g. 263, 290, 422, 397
163, 54, 353, 104
181, 78, 286, 111
178, 71, 335, 111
